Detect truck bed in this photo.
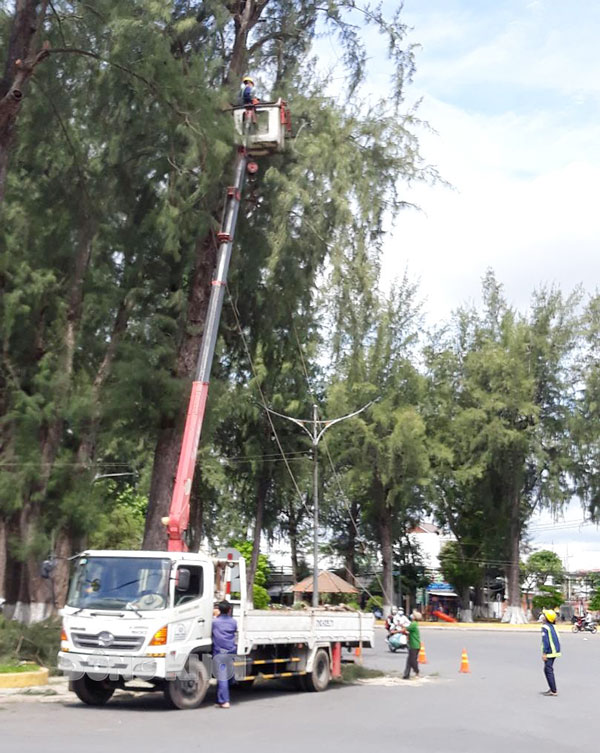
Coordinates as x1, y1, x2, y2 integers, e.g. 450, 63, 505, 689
237, 609, 374, 652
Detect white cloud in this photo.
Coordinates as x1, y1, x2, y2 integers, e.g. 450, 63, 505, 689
527, 500, 600, 571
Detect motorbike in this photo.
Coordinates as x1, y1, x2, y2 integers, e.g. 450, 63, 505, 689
572, 619, 597, 634
386, 629, 408, 652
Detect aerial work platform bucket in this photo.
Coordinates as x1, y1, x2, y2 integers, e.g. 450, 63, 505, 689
232, 98, 291, 155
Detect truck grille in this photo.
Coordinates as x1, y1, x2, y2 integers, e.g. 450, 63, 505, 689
71, 632, 145, 651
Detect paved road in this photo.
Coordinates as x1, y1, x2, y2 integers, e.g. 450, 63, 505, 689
1, 626, 598, 753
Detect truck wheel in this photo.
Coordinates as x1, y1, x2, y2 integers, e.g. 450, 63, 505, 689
164, 655, 209, 710
71, 675, 115, 706
304, 649, 330, 692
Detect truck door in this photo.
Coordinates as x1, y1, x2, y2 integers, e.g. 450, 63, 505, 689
173, 564, 212, 644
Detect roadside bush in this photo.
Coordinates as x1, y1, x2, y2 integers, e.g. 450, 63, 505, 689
0, 616, 61, 671
252, 584, 270, 610
365, 595, 383, 613
532, 586, 563, 611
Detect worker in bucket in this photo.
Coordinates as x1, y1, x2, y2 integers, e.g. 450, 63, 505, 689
239, 75, 259, 106
212, 600, 238, 708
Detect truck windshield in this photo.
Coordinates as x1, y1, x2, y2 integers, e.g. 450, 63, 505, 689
67, 556, 171, 611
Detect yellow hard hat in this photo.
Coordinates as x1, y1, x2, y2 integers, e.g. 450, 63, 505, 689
543, 608, 556, 623
242, 76, 254, 84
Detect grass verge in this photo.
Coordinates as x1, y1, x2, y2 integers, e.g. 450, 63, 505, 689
0, 663, 40, 674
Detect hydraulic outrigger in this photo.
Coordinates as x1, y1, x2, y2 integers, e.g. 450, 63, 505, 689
162, 100, 290, 551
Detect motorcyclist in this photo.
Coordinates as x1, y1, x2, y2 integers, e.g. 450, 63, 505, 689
385, 606, 408, 652
584, 611, 592, 625
385, 607, 398, 633
394, 608, 411, 631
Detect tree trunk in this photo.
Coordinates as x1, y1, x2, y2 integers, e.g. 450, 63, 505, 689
143, 232, 218, 550
0, 1, 49, 202
502, 491, 527, 624
188, 487, 204, 552
460, 585, 473, 622
343, 500, 358, 585
226, 1, 267, 83
377, 503, 394, 614
13, 503, 53, 622
0, 519, 6, 598
287, 500, 301, 583
52, 528, 73, 610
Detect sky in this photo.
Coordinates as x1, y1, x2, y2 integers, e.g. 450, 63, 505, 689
376, 0, 600, 325
368, 1, 600, 570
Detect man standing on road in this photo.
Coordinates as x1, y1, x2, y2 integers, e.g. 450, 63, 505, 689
212, 601, 238, 709
540, 608, 561, 696
402, 611, 422, 680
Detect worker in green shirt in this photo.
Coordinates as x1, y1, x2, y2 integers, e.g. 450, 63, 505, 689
402, 611, 422, 680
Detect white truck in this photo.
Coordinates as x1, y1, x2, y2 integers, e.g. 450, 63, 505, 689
58, 549, 374, 709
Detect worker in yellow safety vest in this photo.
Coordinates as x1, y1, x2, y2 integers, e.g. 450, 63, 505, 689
540, 608, 561, 696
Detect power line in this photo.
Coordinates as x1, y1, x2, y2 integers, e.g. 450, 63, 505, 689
227, 288, 312, 522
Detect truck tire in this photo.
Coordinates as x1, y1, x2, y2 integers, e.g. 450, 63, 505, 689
164, 655, 209, 710
303, 649, 330, 692
71, 675, 115, 706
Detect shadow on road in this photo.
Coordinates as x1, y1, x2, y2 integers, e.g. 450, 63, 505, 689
60, 677, 351, 713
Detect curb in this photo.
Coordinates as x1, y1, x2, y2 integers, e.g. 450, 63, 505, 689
376, 623, 576, 633
0, 667, 49, 689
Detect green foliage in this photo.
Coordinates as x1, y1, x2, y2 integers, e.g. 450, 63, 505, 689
365, 595, 383, 613
0, 617, 61, 671
252, 585, 271, 610
338, 664, 384, 683
229, 539, 271, 608
588, 592, 600, 611
532, 586, 564, 610
522, 550, 564, 589
424, 272, 579, 610
438, 541, 482, 597
88, 484, 147, 550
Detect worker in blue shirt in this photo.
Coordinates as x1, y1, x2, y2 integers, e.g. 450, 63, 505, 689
212, 600, 238, 708
239, 76, 259, 106
540, 608, 561, 696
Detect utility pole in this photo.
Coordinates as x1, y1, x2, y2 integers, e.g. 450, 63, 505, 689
266, 400, 376, 607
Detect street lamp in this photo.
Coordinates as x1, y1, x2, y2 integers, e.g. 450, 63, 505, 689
266, 400, 376, 607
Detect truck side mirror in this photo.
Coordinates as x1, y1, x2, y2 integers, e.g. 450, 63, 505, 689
40, 558, 56, 579
176, 568, 191, 592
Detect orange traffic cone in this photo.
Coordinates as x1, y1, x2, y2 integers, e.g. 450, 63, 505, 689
459, 648, 470, 673
418, 642, 428, 664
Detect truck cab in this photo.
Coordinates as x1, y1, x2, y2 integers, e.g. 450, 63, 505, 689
58, 550, 217, 708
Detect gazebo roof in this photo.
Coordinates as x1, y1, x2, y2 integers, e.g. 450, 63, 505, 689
291, 570, 358, 594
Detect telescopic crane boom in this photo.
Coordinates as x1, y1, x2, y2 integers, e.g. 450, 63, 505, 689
162, 99, 290, 551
